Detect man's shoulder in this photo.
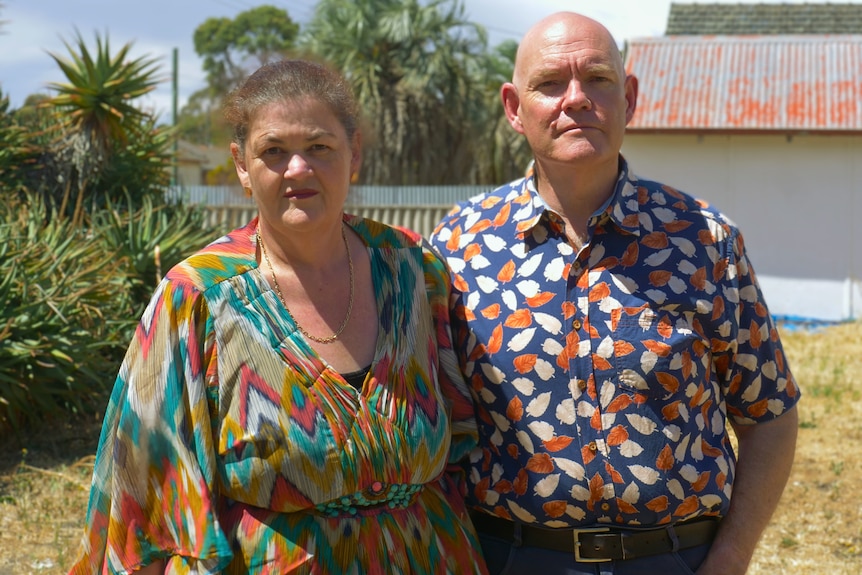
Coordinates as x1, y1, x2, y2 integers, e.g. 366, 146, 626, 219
434, 178, 529, 229
626, 172, 735, 229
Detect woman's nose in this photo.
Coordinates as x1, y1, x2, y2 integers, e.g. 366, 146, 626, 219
284, 153, 312, 179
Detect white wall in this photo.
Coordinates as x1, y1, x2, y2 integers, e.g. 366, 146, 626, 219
621, 133, 862, 321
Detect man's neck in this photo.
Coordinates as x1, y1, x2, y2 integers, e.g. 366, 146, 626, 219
533, 157, 620, 240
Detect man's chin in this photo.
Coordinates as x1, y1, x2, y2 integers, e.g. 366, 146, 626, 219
541, 147, 608, 165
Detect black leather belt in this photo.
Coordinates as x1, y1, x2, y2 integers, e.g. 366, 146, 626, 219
470, 511, 719, 563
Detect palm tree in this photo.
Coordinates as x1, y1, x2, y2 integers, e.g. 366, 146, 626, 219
43, 31, 167, 222
301, 0, 489, 185
473, 39, 532, 184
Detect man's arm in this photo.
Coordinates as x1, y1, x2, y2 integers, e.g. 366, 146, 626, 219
696, 406, 799, 575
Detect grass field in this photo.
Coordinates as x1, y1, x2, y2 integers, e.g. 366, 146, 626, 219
1, 321, 860, 574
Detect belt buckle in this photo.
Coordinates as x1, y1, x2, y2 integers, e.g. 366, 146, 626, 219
573, 526, 612, 562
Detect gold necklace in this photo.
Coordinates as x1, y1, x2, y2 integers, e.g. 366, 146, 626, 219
258, 223, 354, 344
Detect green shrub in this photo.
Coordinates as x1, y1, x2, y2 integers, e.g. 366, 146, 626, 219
0, 193, 219, 432
94, 196, 220, 324
0, 195, 126, 430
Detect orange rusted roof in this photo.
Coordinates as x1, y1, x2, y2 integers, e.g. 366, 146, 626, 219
624, 35, 862, 132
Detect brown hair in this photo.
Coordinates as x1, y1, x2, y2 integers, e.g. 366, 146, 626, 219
223, 59, 360, 153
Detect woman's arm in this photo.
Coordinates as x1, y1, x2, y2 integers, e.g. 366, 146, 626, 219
135, 560, 166, 574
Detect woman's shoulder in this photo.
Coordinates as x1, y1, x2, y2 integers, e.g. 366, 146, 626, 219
164, 220, 258, 291
344, 213, 425, 249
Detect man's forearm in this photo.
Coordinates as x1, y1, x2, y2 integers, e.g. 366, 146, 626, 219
697, 406, 799, 575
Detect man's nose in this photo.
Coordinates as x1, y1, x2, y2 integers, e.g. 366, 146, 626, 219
562, 80, 592, 110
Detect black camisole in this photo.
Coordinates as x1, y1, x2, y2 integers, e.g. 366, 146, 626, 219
341, 365, 371, 390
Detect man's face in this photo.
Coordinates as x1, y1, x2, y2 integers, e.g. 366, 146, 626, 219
503, 18, 637, 171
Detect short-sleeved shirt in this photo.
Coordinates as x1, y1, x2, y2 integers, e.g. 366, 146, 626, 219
429, 159, 800, 528
69, 215, 486, 574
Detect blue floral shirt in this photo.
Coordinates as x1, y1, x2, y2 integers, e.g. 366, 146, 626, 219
429, 158, 800, 528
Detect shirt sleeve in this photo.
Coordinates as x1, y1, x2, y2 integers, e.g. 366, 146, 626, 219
715, 226, 801, 425
68, 278, 232, 574
421, 240, 478, 469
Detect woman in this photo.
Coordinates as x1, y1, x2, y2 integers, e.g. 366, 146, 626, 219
68, 59, 487, 574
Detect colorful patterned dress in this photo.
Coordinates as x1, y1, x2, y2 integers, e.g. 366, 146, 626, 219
68, 215, 486, 575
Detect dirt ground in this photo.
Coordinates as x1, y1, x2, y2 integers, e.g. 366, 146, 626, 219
1, 321, 860, 574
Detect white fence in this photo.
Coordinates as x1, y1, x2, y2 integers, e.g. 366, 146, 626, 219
201, 204, 457, 239
179, 185, 482, 238
170, 185, 486, 207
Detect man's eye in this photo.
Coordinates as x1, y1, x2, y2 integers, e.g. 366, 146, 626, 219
263, 147, 282, 155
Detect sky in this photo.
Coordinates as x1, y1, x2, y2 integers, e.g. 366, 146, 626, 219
0, 0, 854, 121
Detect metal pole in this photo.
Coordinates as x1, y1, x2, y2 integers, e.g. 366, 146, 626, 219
172, 47, 179, 188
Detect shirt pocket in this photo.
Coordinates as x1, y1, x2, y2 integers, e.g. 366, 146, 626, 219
610, 308, 711, 398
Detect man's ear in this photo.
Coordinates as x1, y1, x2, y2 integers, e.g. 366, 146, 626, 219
624, 74, 639, 125
501, 83, 525, 135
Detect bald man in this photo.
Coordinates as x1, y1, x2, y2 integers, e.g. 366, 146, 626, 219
430, 11, 799, 575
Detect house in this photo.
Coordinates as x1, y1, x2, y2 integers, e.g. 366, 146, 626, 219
621, 3, 862, 321
173, 140, 231, 187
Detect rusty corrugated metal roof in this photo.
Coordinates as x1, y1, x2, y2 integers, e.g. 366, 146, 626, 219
624, 35, 862, 132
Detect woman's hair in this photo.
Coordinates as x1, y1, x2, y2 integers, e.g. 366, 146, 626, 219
224, 59, 360, 152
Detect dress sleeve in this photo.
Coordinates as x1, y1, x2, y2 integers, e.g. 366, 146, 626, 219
68, 278, 232, 574
421, 240, 478, 468
714, 227, 801, 425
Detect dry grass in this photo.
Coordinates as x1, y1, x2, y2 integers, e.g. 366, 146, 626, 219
747, 320, 862, 574
1, 322, 860, 574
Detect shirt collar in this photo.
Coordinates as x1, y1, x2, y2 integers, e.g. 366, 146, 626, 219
513, 156, 642, 238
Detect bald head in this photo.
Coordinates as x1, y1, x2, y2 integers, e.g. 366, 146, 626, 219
499, 9, 637, 204
513, 12, 625, 87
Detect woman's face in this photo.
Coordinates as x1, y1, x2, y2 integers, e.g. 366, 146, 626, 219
232, 97, 360, 234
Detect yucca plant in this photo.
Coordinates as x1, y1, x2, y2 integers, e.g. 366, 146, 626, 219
0, 194, 129, 432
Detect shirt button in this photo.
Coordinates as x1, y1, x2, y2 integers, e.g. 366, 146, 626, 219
601, 503, 610, 511
572, 319, 582, 330
577, 380, 587, 392
571, 262, 582, 275
588, 441, 598, 452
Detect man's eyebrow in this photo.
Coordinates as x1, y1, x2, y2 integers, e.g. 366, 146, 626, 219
584, 62, 618, 75
528, 67, 563, 83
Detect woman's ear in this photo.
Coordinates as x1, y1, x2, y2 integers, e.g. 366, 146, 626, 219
230, 142, 250, 189
350, 132, 362, 180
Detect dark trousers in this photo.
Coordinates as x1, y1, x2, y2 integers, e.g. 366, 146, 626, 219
478, 530, 712, 575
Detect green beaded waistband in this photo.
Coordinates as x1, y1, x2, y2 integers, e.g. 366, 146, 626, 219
315, 482, 424, 517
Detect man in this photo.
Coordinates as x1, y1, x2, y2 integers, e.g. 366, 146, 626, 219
429, 11, 799, 575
